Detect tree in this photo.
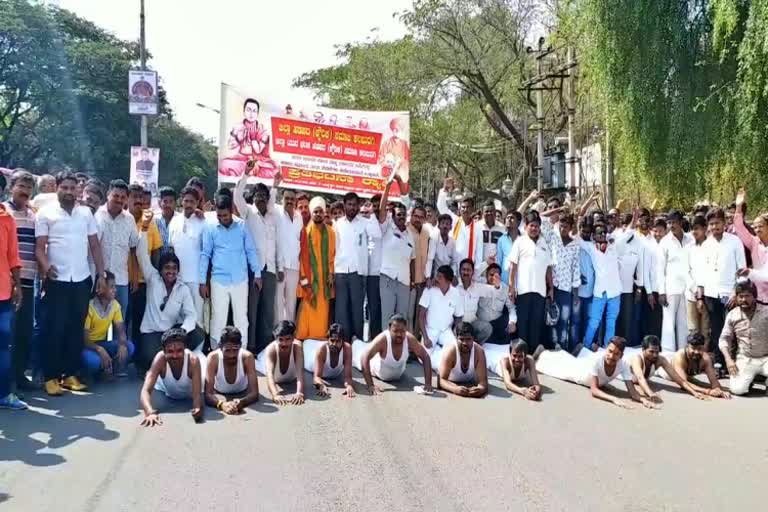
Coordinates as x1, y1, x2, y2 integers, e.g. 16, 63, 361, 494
0, 0, 215, 188
295, 0, 549, 205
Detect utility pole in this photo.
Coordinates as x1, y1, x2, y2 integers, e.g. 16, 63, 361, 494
139, 0, 147, 148
566, 46, 577, 196
535, 45, 545, 191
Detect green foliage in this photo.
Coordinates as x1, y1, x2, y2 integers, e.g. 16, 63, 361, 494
0, 0, 215, 188
567, 0, 768, 208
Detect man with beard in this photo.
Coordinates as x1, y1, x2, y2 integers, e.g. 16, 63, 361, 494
718, 279, 768, 395
260, 320, 305, 406
496, 211, 521, 288
407, 204, 430, 337
485, 340, 542, 400
154, 187, 177, 255
476, 200, 505, 279
296, 197, 336, 340
659, 332, 731, 398
5, 170, 37, 392
270, 172, 303, 323
36, 172, 105, 395
139, 328, 204, 427
355, 314, 432, 394
657, 210, 694, 352
303, 323, 355, 398
235, 173, 279, 353
436, 322, 488, 398
628, 335, 708, 400
204, 326, 259, 415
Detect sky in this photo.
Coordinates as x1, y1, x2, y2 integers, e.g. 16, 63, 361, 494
59, 0, 413, 141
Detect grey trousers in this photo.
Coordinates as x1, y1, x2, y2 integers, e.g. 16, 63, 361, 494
249, 269, 277, 354
335, 272, 364, 340
380, 274, 410, 326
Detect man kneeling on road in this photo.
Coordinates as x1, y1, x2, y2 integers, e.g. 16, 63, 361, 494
355, 314, 433, 395
659, 332, 731, 399
719, 279, 768, 396
140, 328, 204, 426
628, 335, 709, 401
204, 326, 260, 415
437, 322, 488, 398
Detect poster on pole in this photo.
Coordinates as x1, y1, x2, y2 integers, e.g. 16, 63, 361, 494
130, 146, 160, 199
217, 83, 410, 197
128, 70, 159, 115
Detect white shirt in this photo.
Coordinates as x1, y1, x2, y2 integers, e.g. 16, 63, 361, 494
686, 241, 708, 301
274, 205, 303, 271
640, 234, 659, 293
507, 235, 552, 297
456, 281, 495, 323
379, 219, 415, 285
477, 282, 517, 324
31, 192, 58, 211
616, 233, 644, 294
365, 216, 384, 277
453, 219, 485, 280
94, 207, 138, 286
426, 231, 459, 278
334, 215, 378, 274
657, 231, 694, 295
589, 355, 632, 386
419, 285, 464, 332
577, 238, 622, 299
235, 179, 280, 274
701, 232, 746, 298
36, 203, 98, 282
477, 220, 505, 276
169, 213, 206, 284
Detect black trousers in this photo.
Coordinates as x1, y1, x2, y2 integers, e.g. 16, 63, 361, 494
11, 286, 34, 383
130, 284, 147, 369
366, 275, 382, 340
516, 292, 550, 353
142, 326, 205, 367
42, 278, 91, 380
616, 293, 634, 343
704, 297, 726, 365
335, 272, 364, 340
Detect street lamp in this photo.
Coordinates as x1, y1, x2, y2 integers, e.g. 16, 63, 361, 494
195, 102, 220, 115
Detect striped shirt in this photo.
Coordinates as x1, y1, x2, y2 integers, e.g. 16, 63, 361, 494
4, 201, 36, 287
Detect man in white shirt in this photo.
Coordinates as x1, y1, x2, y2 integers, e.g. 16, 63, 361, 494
657, 210, 694, 351
168, 186, 206, 329
334, 192, 378, 341
634, 209, 662, 341
476, 263, 517, 344
270, 172, 303, 323
508, 211, 553, 352
615, 227, 645, 341
686, 215, 711, 345
699, 208, 746, 368
476, 201, 505, 278
377, 179, 415, 322
36, 171, 106, 396
425, 214, 459, 282
436, 177, 459, 227
235, 175, 280, 353
418, 265, 464, 350
452, 196, 485, 281
365, 191, 386, 339
577, 225, 623, 350
94, 179, 138, 319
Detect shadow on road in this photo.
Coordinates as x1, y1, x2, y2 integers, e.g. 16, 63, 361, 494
0, 409, 119, 467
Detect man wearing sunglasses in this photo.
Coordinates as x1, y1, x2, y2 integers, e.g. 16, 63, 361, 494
137, 211, 204, 372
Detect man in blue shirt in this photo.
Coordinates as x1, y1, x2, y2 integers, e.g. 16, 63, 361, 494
199, 194, 261, 350
574, 220, 596, 346
497, 211, 521, 286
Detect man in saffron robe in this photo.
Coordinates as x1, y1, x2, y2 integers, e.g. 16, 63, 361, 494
296, 197, 336, 340
219, 98, 277, 178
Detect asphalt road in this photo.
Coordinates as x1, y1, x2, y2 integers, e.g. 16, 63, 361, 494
1, 365, 766, 512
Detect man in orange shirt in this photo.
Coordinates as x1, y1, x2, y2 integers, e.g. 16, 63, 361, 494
127, 184, 162, 374
0, 175, 23, 410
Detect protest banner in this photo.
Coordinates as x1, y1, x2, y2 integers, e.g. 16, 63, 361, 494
217, 83, 410, 197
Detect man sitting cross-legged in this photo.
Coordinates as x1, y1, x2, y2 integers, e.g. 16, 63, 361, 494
204, 326, 260, 415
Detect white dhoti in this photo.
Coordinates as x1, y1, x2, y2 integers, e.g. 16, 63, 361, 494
536, 350, 594, 387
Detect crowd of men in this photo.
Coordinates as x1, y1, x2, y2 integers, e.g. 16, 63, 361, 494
0, 168, 766, 419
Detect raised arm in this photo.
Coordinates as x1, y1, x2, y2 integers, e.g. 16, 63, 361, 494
137, 222, 160, 281
234, 173, 251, 221
517, 190, 539, 214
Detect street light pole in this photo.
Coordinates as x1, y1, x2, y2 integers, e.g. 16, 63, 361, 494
139, 0, 148, 148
